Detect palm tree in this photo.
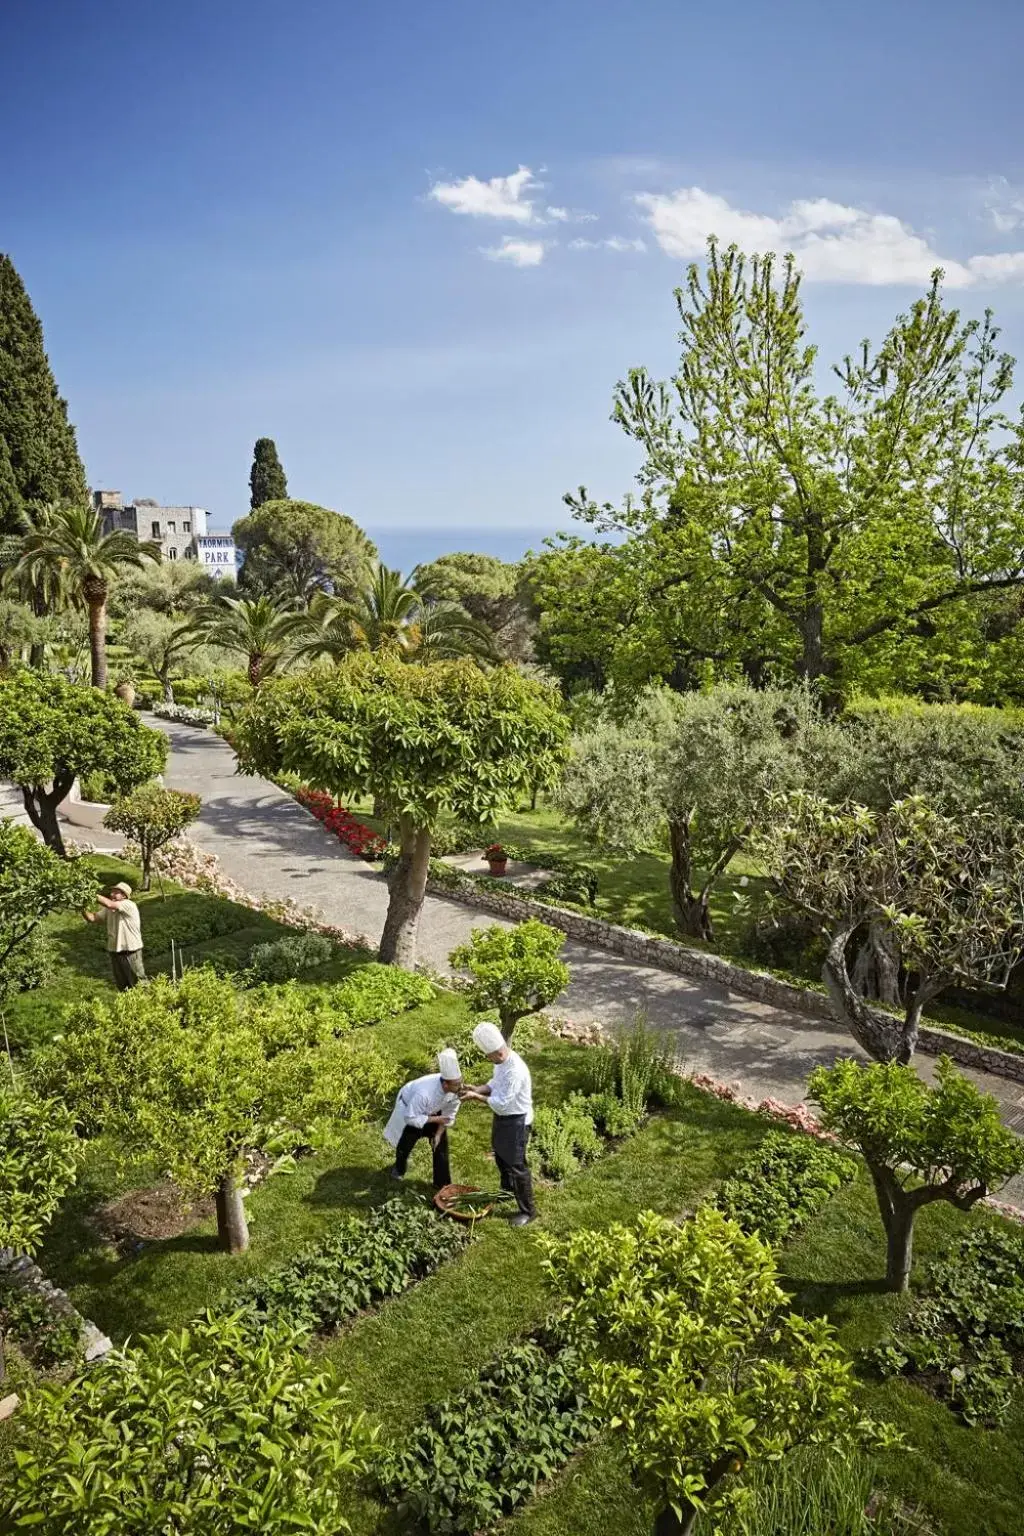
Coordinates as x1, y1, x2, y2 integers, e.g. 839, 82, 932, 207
1, 502, 72, 668
295, 564, 498, 665
14, 503, 160, 687
188, 593, 305, 688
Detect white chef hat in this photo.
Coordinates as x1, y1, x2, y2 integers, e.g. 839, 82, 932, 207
472, 1021, 505, 1054
437, 1048, 462, 1081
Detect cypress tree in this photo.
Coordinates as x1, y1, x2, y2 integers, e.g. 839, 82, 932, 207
0, 254, 88, 535
249, 437, 288, 509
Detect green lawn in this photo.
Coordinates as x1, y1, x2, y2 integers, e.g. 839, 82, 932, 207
7, 856, 1024, 1535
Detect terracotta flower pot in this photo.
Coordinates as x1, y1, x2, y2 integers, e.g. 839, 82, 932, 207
114, 680, 136, 707
487, 858, 508, 877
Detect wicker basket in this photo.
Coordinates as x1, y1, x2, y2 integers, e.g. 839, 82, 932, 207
433, 1183, 495, 1222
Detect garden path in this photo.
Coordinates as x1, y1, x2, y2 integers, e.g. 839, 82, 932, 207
152, 717, 1024, 1208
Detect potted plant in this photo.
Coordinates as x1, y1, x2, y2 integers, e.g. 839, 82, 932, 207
114, 673, 136, 707
484, 842, 508, 877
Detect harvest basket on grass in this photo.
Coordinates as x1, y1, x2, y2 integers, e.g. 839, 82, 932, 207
434, 1184, 508, 1221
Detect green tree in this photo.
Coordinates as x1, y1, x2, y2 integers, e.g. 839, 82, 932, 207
297, 565, 498, 666
563, 245, 1024, 700
559, 683, 828, 941
14, 502, 160, 687
0, 254, 88, 536
103, 784, 202, 890
233, 498, 376, 602
543, 1205, 887, 1535
449, 919, 569, 1040
0, 671, 167, 856
0, 820, 94, 999
31, 968, 394, 1253
0, 1084, 78, 1382
755, 793, 1024, 1062
236, 655, 568, 967
249, 435, 288, 509
1, 1311, 377, 1534
811, 1056, 1024, 1291
415, 552, 534, 661
123, 610, 198, 702
188, 592, 305, 688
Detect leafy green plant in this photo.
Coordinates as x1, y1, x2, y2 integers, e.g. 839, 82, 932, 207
1, 1311, 377, 1534
587, 1014, 682, 1116
103, 783, 202, 891
0, 1285, 82, 1369
811, 1056, 1024, 1290
533, 1095, 606, 1181
247, 931, 336, 983
0, 1086, 78, 1259
378, 1336, 597, 1534
713, 1131, 856, 1246
330, 961, 435, 1022
229, 1199, 468, 1336
448, 919, 569, 1042
0, 821, 94, 1002
715, 1446, 925, 1536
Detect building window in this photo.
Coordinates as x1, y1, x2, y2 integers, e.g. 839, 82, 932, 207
151, 521, 161, 537
167, 521, 176, 533
183, 520, 191, 533
168, 548, 177, 560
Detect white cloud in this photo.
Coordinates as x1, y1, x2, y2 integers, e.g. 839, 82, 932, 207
546, 206, 571, 222
480, 236, 547, 267
982, 176, 1024, 232
429, 166, 539, 223
636, 186, 1024, 288
569, 236, 646, 253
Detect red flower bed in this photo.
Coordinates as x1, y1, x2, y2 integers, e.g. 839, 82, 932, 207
296, 788, 387, 861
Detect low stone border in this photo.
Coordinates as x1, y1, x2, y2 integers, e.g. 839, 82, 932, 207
0, 1249, 112, 1368
427, 873, 1024, 1089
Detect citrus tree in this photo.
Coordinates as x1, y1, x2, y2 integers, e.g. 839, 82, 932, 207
755, 793, 1024, 1062
236, 655, 568, 967
0, 671, 166, 855
449, 919, 569, 1040
0, 1085, 78, 1381
30, 969, 394, 1253
0, 820, 94, 999
811, 1057, 1024, 1292
543, 1205, 888, 1535
103, 783, 202, 890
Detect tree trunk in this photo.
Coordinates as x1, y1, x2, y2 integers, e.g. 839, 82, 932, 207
248, 653, 263, 689
378, 817, 432, 968
22, 784, 67, 858
884, 1198, 915, 1293
140, 840, 153, 892
668, 816, 712, 941
215, 1172, 250, 1254
850, 921, 901, 1008
162, 676, 174, 703
86, 588, 108, 690
0, 1328, 6, 1386
530, 783, 539, 812
654, 1508, 693, 1536
822, 926, 912, 1062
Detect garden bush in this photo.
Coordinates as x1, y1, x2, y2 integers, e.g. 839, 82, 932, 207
532, 1093, 611, 1181
0, 1284, 81, 1370
378, 1336, 597, 1534
866, 1224, 1024, 1426
229, 1198, 468, 1336
330, 961, 435, 1023
712, 1130, 857, 1246
140, 894, 255, 954
247, 930, 337, 983
449, 919, 569, 1041
586, 1015, 682, 1115
1, 1311, 377, 1534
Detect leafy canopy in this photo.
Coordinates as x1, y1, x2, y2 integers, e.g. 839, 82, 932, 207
236, 653, 569, 831
542, 1204, 888, 1530
0, 670, 167, 795
249, 434, 288, 509
233, 497, 376, 603
0, 821, 94, 997
449, 919, 569, 1034
0, 1085, 78, 1255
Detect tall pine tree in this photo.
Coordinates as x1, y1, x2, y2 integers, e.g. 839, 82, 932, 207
0, 254, 88, 535
249, 437, 288, 509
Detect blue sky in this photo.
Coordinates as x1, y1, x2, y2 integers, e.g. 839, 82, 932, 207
5, 0, 1024, 564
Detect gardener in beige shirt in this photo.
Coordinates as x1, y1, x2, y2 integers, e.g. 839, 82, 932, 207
83, 880, 146, 991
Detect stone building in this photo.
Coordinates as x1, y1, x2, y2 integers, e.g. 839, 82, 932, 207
92, 490, 209, 563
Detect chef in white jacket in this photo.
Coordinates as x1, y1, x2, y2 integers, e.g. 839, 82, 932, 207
384, 1049, 463, 1190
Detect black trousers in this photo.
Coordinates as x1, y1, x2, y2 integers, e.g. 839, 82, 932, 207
393, 1124, 451, 1189
492, 1115, 535, 1217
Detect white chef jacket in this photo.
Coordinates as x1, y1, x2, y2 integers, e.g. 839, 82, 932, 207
488, 1050, 533, 1125
383, 1073, 462, 1149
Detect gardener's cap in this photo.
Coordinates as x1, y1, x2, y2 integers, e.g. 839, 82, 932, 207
112, 881, 133, 896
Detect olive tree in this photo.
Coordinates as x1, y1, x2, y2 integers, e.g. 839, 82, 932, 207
104, 783, 202, 890
543, 1205, 887, 1536
0, 820, 94, 1000
811, 1057, 1024, 1292
30, 969, 394, 1254
0, 1086, 78, 1382
0, 671, 166, 855
558, 683, 829, 941
236, 654, 568, 968
755, 793, 1024, 1062
449, 919, 569, 1040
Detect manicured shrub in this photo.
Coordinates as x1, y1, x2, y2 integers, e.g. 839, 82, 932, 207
0, 821, 94, 1003
330, 961, 435, 1022
103, 783, 202, 890
449, 919, 569, 1042
378, 1337, 597, 1534
229, 1199, 468, 1336
712, 1130, 856, 1246
0, 1087, 78, 1258
1, 1312, 377, 1535
247, 930, 336, 983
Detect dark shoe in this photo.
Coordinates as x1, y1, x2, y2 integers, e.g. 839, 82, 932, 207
510, 1213, 534, 1227
389, 1167, 403, 1181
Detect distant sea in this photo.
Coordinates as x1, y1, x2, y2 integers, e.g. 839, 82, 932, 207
368, 526, 570, 569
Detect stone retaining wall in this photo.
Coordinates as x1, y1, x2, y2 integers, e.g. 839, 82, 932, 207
427, 874, 1024, 1088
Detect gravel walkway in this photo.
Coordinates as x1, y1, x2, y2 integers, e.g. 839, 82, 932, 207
153, 717, 1024, 1208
